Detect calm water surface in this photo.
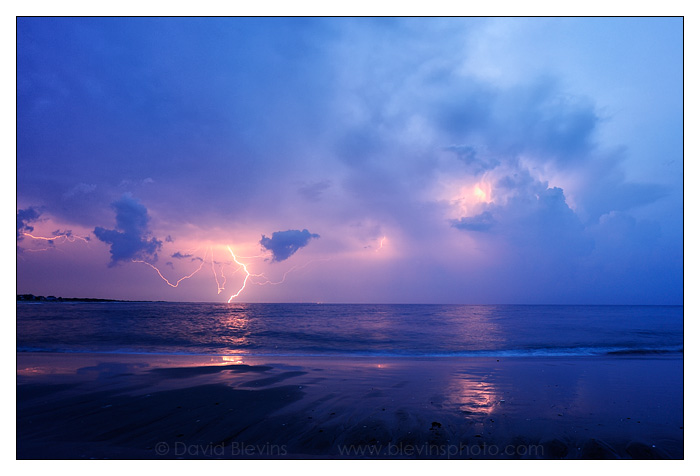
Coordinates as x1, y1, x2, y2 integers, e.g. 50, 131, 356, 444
16, 303, 683, 357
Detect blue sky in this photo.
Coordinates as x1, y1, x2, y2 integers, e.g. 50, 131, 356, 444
16, 17, 683, 304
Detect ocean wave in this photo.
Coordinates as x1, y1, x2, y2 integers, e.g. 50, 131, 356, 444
16, 345, 684, 358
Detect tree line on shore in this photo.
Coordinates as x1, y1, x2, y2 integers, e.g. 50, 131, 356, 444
17, 294, 123, 302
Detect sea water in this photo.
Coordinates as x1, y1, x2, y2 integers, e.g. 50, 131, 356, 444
16, 302, 683, 357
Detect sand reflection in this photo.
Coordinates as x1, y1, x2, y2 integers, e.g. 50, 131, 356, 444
447, 372, 501, 415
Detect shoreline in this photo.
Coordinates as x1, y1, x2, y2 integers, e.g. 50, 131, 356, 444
17, 352, 683, 459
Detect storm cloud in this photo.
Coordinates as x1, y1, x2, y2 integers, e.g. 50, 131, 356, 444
17, 207, 40, 240
93, 195, 162, 266
16, 18, 681, 303
451, 211, 496, 232
260, 229, 320, 262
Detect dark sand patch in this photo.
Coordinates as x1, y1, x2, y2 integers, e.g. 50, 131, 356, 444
18, 382, 304, 459
150, 363, 272, 379
17, 382, 81, 401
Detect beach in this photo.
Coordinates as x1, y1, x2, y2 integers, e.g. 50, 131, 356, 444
16, 352, 683, 459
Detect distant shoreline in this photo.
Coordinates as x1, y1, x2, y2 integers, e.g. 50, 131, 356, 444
16, 294, 156, 303
15, 296, 684, 306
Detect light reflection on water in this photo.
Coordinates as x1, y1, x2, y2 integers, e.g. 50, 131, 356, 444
215, 309, 252, 350
17, 302, 682, 356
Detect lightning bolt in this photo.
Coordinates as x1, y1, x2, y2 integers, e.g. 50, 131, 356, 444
376, 236, 387, 252
253, 258, 330, 286
131, 243, 323, 302
19, 231, 90, 259
22, 232, 90, 244
20, 220, 323, 302
210, 249, 226, 294
227, 246, 257, 302
219, 263, 227, 291
133, 248, 208, 288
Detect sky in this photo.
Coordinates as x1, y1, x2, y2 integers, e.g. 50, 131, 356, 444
16, 17, 683, 304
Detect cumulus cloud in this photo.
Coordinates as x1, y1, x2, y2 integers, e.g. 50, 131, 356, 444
324, 40, 647, 250
93, 194, 162, 266
451, 158, 592, 260
260, 229, 320, 262
17, 207, 41, 240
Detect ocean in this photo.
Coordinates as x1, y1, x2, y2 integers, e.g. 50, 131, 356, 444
16, 303, 683, 358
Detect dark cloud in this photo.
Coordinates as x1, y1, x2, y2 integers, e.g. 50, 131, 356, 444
17, 207, 40, 240
49, 229, 86, 245
260, 229, 320, 262
451, 211, 496, 232
93, 194, 162, 266
171, 251, 193, 259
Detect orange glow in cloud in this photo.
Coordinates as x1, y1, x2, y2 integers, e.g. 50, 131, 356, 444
473, 181, 492, 202
450, 180, 494, 218
474, 185, 487, 201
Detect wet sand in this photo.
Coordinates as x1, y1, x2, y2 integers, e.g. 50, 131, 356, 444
16, 353, 683, 459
